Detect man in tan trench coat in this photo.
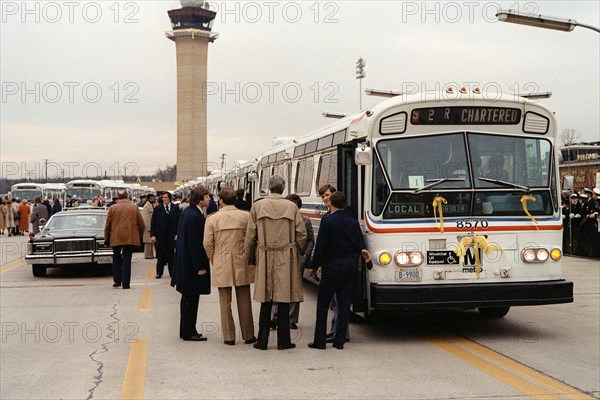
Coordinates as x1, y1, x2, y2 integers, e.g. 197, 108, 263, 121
245, 175, 307, 350
204, 187, 257, 346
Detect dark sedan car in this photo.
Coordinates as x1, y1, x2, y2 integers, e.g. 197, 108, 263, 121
25, 207, 112, 277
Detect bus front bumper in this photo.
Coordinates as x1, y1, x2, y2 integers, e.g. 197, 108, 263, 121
370, 280, 573, 309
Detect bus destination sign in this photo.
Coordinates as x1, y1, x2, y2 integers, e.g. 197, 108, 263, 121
411, 106, 522, 125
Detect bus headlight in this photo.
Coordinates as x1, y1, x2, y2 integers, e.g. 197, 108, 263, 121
522, 247, 550, 263
378, 252, 392, 266
394, 251, 424, 267
523, 249, 536, 262
550, 248, 562, 261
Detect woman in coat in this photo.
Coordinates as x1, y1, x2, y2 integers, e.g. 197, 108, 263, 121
18, 200, 31, 234
5, 199, 16, 236
0, 200, 6, 235
173, 186, 211, 341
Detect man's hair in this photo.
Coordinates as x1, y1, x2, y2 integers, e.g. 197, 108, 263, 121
117, 190, 129, 200
329, 191, 346, 209
140, 194, 147, 198
269, 175, 285, 194
189, 186, 208, 205
162, 192, 172, 200
147, 194, 155, 199
318, 184, 336, 196
286, 193, 302, 209
218, 187, 237, 205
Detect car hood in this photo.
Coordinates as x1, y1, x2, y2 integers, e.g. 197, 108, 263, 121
33, 230, 104, 241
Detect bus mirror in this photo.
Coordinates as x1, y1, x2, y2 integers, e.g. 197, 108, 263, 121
562, 175, 574, 191
355, 145, 372, 165
247, 172, 258, 182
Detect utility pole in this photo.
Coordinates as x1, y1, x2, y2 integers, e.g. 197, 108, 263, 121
220, 153, 226, 170
356, 57, 366, 110
42, 159, 49, 182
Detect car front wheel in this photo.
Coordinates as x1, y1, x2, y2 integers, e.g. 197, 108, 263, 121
32, 265, 47, 277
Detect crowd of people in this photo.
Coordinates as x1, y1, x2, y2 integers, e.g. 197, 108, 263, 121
0, 196, 59, 237
102, 175, 371, 350
562, 187, 600, 258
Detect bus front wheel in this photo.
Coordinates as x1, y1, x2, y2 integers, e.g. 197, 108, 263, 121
478, 306, 510, 318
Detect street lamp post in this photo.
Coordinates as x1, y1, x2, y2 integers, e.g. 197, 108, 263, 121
496, 9, 600, 33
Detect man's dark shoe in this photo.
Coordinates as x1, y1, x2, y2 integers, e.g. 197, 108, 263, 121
326, 332, 333, 339
326, 337, 350, 343
122, 286, 130, 289
113, 282, 121, 288
333, 343, 344, 350
253, 342, 267, 350
307, 342, 326, 350
224, 340, 235, 346
155, 275, 162, 279
244, 337, 257, 344
278, 343, 296, 350
289, 323, 298, 329
182, 335, 207, 341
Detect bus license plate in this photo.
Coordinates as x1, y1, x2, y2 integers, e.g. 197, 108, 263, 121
395, 269, 422, 282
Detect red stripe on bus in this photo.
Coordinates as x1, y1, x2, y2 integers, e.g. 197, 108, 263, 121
364, 219, 562, 234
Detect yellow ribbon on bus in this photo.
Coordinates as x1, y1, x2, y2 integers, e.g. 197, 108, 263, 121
454, 235, 504, 279
432, 196, 448, 233
520, 195, 539, 229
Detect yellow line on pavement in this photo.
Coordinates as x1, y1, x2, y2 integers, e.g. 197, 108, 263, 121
456, 337, 595, 400
121, 339, 147, 400
0, 257, 25, 275
144, 266, 154, 280
139, 288, 153, 312
431, 336, 593, 400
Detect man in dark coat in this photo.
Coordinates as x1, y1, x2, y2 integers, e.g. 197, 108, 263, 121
308, 191, 370, 350
151, 192, 181, 279
173, 186, 212, 341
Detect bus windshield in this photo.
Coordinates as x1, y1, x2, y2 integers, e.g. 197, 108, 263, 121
373, 132, 554, 218
11, 189, 42, 201
67, 188, 102, 199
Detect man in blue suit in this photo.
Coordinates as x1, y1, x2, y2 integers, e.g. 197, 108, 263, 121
173, 186, 212, 341
308, 191, 371, 350
151, 192, 181, 279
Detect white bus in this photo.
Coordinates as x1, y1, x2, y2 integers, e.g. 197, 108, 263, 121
42, 183, 66, 202
10, 183, 45, 202
99, 180, 132, 201
65, 180, 104, 205
249, 88, 573, 318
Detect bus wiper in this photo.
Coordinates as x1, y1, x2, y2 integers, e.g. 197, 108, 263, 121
414, 178, 464, 193
477, 177, 530, 192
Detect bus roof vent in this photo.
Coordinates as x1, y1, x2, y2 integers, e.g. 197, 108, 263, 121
523, 112, 549, 134
380, 112, 407, 135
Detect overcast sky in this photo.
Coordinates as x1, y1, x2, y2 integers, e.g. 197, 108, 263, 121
1, 0, 599, 179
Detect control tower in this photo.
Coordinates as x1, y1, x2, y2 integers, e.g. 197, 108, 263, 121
166, 0, 218, 182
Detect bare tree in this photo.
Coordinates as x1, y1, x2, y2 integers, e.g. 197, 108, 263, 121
560, 129, 581, 146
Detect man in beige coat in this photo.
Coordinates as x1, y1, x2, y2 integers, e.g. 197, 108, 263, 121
141, 194, 155, 259
204, 187, 256, 346
245, 175, 307, 350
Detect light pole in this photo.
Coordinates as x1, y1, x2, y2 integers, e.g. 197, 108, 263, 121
356, 57, 366, 110
496, 10, 600, 33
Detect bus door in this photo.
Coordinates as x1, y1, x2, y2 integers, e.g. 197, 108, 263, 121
337, 142, 368, 313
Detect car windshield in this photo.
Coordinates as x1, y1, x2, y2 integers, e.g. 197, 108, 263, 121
373, 132, 555, 218
44, 214, 106, 231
